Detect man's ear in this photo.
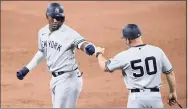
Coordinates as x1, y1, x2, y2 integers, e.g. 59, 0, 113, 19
62, 16, 65, 23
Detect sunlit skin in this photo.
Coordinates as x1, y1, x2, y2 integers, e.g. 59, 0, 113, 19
46, 16, 64, 32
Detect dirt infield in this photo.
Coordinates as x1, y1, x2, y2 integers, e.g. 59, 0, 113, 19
1, 1, 186, 108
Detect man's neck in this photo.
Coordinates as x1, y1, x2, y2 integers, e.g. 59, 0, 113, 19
130, 40, 144, 47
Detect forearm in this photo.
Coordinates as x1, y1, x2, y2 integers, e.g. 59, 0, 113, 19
79, 41, 88, 52
166, 71, 176, 93
97, 54, 107, 71
26, 50, 44, 70
78, 41, 95, 56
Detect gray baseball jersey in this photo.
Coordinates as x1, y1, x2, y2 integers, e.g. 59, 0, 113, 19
105, 44, 173, 89
38, 24, 85, 72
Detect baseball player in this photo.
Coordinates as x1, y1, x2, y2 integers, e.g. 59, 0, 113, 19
16, 3, 97, 108
95, 24, 178, 108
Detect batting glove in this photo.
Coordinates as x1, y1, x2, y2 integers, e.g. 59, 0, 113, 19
17, 67, 29, 80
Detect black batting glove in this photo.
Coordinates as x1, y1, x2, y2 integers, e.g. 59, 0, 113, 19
17, 67, 29, 80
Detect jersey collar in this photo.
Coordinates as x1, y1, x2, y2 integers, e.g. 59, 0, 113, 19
132, 44, 146, 47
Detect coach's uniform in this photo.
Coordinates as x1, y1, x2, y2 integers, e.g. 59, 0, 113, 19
105, 44, 173, 108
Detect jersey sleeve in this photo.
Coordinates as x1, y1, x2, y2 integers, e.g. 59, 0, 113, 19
72, 32, 86, 49
38, 30, 43, 52
105, 52, 125, 72
161, 49, 173, 74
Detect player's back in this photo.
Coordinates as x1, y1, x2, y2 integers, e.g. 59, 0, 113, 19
121, 44, 172, 89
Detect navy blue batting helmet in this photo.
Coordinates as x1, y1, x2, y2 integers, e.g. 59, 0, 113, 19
46, 3, 65, 18
121, 24, 142, 40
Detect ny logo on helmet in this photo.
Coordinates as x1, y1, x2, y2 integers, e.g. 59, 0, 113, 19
55, 8, 59, 13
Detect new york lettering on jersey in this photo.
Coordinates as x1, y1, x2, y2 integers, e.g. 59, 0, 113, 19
38, 24, 85, 72
41, 40, 62, 51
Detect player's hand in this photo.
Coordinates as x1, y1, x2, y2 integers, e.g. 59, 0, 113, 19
95, 47, 105, 55
16, 67, 29, 80
168, 92, 177, 106
100, 47, 105, 54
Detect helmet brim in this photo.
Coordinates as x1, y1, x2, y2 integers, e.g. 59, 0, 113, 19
47, 12, 65, 17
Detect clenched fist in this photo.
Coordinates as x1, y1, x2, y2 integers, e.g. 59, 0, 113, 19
168, 92, 177, 106
95, 47, 105, 57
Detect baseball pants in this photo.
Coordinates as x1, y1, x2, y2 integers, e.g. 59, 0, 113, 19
50, 70, 83, 108
127, 89, 164, 108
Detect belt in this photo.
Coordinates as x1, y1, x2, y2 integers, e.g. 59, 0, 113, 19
52, 67, 79, 77
130, 88, 160, 93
